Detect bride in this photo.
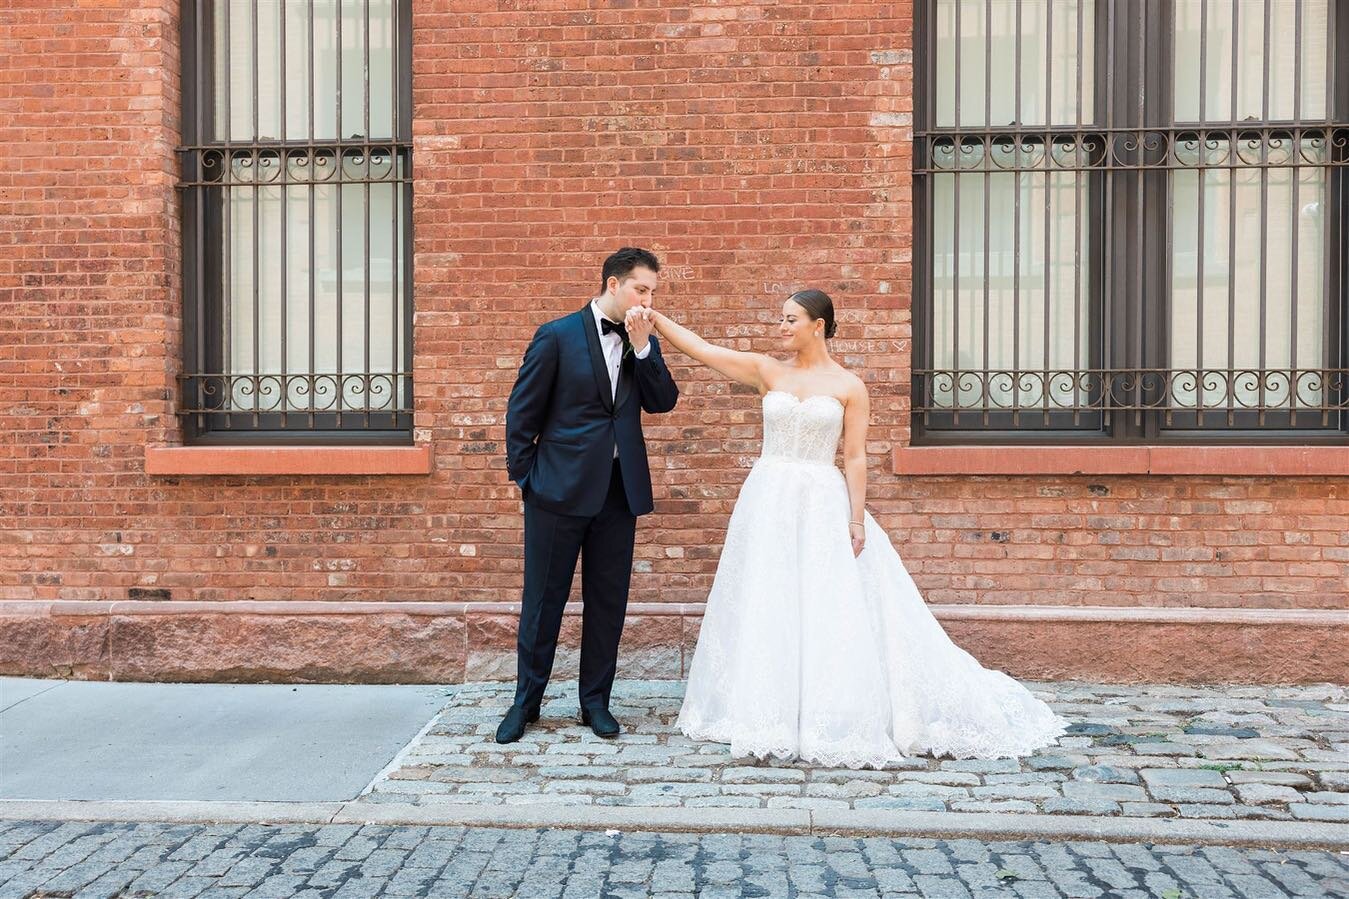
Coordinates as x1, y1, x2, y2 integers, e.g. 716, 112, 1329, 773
646, 290, 1066, 767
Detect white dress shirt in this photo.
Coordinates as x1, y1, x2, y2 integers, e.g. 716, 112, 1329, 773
589, 300, 650, 401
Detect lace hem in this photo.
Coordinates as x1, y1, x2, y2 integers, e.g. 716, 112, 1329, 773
679, 712, 1069, 768
915, 715, 1070, 761
679, 720, 908, 771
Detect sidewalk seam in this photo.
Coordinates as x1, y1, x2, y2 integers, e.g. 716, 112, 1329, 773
0, 679, 67, 714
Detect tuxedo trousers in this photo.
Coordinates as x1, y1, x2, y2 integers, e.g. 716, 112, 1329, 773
515, 458, 636, 712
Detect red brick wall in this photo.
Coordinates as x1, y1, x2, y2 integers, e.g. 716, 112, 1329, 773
417, 0, 916, 607
2, 0, 183, 594
874, 477, 1348, 609
2, 1, 1345, 615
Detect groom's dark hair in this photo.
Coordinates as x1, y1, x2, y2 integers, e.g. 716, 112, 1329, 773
600, 247, 661, 293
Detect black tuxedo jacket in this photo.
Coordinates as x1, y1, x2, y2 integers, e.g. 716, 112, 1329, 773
505, 307, 679, 517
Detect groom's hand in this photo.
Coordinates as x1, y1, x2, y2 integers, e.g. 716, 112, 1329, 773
624, 306, 654, 354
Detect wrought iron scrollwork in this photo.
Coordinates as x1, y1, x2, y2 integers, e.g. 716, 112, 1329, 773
918, 369, 1348, 412
918, 126, 1342, 175
180, 372, 412, 429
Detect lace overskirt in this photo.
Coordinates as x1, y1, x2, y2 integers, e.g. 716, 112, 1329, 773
677, 437, 1067, 767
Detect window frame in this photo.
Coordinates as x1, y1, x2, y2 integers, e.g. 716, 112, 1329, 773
178, 0, 415, 447
911, 0, 1349, 447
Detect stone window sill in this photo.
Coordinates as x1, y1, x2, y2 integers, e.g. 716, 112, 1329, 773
145, 445, 432, 476
893, 445, 1349, 476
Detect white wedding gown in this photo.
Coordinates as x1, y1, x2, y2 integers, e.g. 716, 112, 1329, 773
677, 390, 1067, 767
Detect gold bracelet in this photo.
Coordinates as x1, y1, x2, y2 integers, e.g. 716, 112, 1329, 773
849, 519, 864, 526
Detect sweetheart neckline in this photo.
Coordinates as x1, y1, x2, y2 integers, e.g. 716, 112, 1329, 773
763, 389, 845, 410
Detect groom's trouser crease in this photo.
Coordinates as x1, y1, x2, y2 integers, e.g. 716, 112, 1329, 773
516, 459, 635, 712
578, 464, 636, 710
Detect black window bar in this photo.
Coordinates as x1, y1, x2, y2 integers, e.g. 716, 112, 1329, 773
179, 0, 413, 444
912, 0, 1348, 444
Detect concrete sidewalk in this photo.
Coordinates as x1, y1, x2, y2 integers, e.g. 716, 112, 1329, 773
2, 677, 1346, 850
0, 679, 447, 802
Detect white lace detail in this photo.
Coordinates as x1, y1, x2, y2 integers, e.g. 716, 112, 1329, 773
677, 391, 1067, 767
759, 390, 844, 466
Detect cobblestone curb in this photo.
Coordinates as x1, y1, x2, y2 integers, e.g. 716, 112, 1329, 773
3, 799, 1348, 852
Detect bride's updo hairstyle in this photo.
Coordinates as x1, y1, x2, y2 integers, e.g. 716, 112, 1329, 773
788, 289, 837, 339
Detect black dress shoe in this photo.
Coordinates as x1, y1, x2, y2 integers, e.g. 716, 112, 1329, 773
494, 704, 540, 744
580, 706, 620, 738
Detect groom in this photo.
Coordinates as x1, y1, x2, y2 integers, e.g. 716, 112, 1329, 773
497, 247, 680, 743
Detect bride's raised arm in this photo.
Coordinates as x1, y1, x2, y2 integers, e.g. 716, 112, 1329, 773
647, 310, 774, 393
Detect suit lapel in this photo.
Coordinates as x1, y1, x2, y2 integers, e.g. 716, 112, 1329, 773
615, 350, 634, 412
579, 305, 615, 413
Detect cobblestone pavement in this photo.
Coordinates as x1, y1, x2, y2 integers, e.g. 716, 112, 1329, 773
2, 820, 1348, 898
363, 681, 1349, 823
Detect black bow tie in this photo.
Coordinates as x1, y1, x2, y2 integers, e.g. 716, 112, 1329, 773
601, 318, 627, 339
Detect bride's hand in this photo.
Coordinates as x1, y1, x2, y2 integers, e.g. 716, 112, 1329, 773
625, 306, 655, 350
645, 309, 667, 334
849, 521, 865, 557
